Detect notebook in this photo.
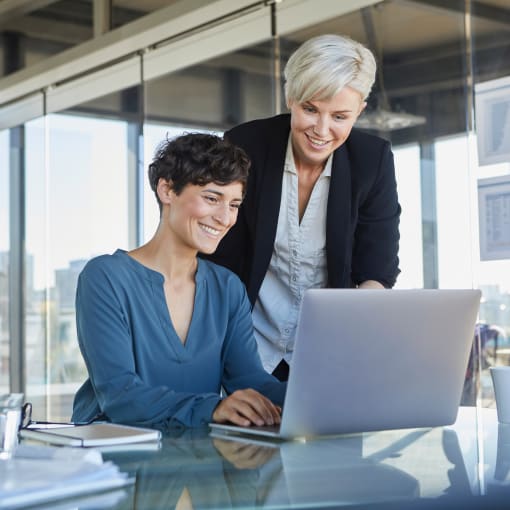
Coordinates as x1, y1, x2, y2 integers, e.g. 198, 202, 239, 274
210, 288, 481, 440
19, 422, 162, 447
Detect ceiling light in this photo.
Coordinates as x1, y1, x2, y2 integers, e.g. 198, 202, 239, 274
356, 108, 427, 131
360, 6, 427, 132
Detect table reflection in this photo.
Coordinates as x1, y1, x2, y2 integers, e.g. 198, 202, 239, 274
103, 427, 284, 509
102, 417, 482, 509
494, 423, 510, 482
482, 410, 510, 498
91, 409, 510, 509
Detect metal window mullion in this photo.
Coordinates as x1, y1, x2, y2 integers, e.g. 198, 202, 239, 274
127, 54, 144, 249
127, 121, 143, 248
270, 1, 281, 116
419, 141, 438, 289
8, 125, 26, 394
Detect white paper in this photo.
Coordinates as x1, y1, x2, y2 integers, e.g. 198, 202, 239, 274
15, 443, 103, 464
0, 446, 132, 508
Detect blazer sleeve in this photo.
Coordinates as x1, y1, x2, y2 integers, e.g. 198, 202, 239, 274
351, 139, 401, 288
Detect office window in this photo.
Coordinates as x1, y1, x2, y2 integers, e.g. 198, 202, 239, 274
0, 130, 9, 393
434, 133, 510, 405
25, 112, 130, 421
435, 135, 475, 290
393, 144, 423, 289
277, 1, 481, 411
471, 0, 510, 408
278, 0, 469, 291
143, 41, 274, 240
143, 124, 219, 242
472, 151, 510, 405
0, 0, 507, 417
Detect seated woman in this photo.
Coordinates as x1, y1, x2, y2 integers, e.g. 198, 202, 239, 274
72, 133, 285, 430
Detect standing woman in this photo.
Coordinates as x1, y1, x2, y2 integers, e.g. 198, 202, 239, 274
72, 133, 284, 429
208, 34, 401, 381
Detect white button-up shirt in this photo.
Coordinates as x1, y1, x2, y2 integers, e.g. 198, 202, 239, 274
252, 135, 331, 373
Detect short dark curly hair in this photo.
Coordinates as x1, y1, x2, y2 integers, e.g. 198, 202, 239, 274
148, 132, 250, 213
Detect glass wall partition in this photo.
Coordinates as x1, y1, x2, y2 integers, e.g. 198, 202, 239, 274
471, 0, 510, 407
2, 0, 509, 418
393, 143, 423, 290
24, 81, 141, 421
144, 43, 274, 237
24, 116, 52, 415
0, 130, 9, 393
17, 3, 272, 419
279, 1, 471, 291
278, 0, 481, 414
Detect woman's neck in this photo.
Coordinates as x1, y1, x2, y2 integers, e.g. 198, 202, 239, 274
295, 159, 326, 176
128, 229, 197, 284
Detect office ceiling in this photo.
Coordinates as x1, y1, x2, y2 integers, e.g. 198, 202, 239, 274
287, 0, 510, 53
0, 0, 508, 51
0, 0, 508, 142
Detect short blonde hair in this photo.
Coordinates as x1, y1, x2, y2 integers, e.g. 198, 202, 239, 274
284, 34, 376, 104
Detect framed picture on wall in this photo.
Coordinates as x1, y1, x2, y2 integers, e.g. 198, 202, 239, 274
478, 175, 510, 261
475, 76, 510, 166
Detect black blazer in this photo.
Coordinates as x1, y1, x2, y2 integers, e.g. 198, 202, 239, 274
208, 114, 400, 305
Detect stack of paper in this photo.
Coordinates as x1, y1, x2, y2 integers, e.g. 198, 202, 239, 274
0, 444, 132, 508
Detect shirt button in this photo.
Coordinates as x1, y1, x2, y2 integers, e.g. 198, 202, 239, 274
292, 276, 297, 282
284, 328, 290, 334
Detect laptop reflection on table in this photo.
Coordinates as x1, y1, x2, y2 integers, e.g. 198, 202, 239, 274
211, 426, 473, 506
210, 288, 481, 440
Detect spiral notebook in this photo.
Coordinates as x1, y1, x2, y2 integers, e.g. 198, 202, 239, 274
20, 422, 161, 447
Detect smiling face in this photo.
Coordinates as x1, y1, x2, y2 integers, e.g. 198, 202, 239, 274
288, 86, 366, 171
161, 180, 244, 255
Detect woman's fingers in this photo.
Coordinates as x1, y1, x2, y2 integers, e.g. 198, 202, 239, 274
213, 393, 264, 426
235, 389, 281, 425
212, 389, 281, 426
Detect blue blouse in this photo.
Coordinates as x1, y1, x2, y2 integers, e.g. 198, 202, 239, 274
71, 249, 285, 429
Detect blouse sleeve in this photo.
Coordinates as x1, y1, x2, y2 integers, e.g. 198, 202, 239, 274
220, 279, 286, 406
75, 262, 221, 429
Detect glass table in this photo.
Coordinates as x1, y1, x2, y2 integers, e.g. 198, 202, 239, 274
84, 406, 509, 509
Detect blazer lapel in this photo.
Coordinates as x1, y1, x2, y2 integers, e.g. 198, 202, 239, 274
249, 121, 289, 300
327, 145, 352, 287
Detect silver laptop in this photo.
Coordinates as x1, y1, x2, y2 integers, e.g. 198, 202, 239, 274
210, 288, 481, 440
